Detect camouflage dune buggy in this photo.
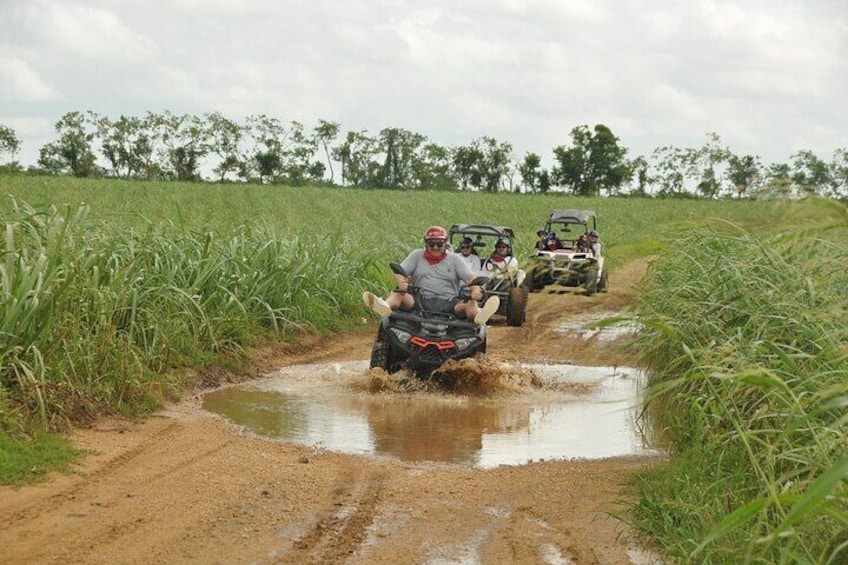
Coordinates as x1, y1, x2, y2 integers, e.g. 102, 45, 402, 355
527, 209, 608, 296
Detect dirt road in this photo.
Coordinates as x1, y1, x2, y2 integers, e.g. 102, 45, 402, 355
0, 261, 664, 564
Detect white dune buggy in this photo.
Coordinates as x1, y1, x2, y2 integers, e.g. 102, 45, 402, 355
448, 224, 529, 327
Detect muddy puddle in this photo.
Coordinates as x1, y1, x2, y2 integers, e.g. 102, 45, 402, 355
203, 357, 658, 467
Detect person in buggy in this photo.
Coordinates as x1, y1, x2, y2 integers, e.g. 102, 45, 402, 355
363, 226, 500, 325
483, 238, 518, 272
543, 231, 564, 251
573, 233, 590, 252
587, 230, 601, 257
457, 236, 483, 272
534, 229, 548, 251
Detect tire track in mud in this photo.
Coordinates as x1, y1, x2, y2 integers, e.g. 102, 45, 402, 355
0, 420, 182, 526
0, 418, 248, 565
283, 469, 387, 564
37, 438, 247, 565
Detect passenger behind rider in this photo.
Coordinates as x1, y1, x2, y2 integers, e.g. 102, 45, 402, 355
457, 236, 482, 272
362, 226, 500, 325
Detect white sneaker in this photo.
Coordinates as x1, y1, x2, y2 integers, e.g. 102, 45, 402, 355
474, 296, 500, 325
363, 291, 391, 317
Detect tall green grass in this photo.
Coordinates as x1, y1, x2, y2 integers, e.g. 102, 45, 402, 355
629, 200, 848, 563
0, 196, 388, 438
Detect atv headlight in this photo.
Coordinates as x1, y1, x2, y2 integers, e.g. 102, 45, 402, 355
389, 328, 412, 344
454, 337, 476, 351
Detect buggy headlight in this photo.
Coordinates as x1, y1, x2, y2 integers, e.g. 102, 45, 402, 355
454, 337, 476, 351
389, 328, 412, 344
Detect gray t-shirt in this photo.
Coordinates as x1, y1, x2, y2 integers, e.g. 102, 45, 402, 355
400, 248, 473, 298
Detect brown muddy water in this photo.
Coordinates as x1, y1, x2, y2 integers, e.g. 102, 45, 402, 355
202, 358, 659, 468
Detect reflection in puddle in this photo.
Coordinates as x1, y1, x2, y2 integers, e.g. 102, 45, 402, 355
202, 361, 657, 468
554, 310, 643, 342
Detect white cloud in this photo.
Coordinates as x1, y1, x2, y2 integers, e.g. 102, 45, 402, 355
1, 0, 846, 168
13, 0, 160, 63
0, 58, 62, 102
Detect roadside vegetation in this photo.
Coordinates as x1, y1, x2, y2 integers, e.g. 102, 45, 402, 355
1, 174, 844, 563
630, 198, 848, 563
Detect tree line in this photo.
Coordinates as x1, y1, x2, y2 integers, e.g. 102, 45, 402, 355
1, 111, 846, 200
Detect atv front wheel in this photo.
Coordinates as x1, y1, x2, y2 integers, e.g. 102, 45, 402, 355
370, 332, 400, 373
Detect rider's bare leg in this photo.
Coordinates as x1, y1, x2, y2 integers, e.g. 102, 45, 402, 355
387, 291, 414, 311
455, 300, 479, 320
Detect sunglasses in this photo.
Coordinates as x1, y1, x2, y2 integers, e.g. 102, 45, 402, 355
425, 240, 445, 249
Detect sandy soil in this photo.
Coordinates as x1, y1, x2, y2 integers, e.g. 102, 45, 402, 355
0, 261, 665, 565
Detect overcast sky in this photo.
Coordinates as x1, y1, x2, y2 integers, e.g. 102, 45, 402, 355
2, 0, 846, 170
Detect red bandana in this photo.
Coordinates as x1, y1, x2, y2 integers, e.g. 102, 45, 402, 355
423, 249, 446, 265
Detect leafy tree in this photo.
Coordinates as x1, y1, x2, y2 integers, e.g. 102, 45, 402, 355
0, 124, 22, 168
244, 116, 320, 185
725, 153, 762, 198
628, 155, 651, 196
518, 152, 545, 193
831, 148, 848, 200
205, 111, 245, 182
791, 150, 834, 197
538, 169, 551, 193
410, 143, 456, 191
152, 111, 209, 181
96, 114, 156, 179
332, 130, 376, 187
450, 137, 513, 192
762, 162, 794, 198
689, 133, 730, 199
282, 121, 322, 185
552, 124, 631, 196
37, 111, 99, 177
245, 114, 286, 183
375, 127, 426, 189
451, 144, 484, 191
315, 120, 340, 184
478, 136, 513, 192
651, 145, 689, 196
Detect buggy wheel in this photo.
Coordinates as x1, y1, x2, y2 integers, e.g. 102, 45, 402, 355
521, 285, 529, 322
585, 269, 599, 296
599, 269, 609, 292
506, 286, 526, 327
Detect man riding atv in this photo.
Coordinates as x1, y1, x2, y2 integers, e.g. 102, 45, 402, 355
363, 225, 500, 326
